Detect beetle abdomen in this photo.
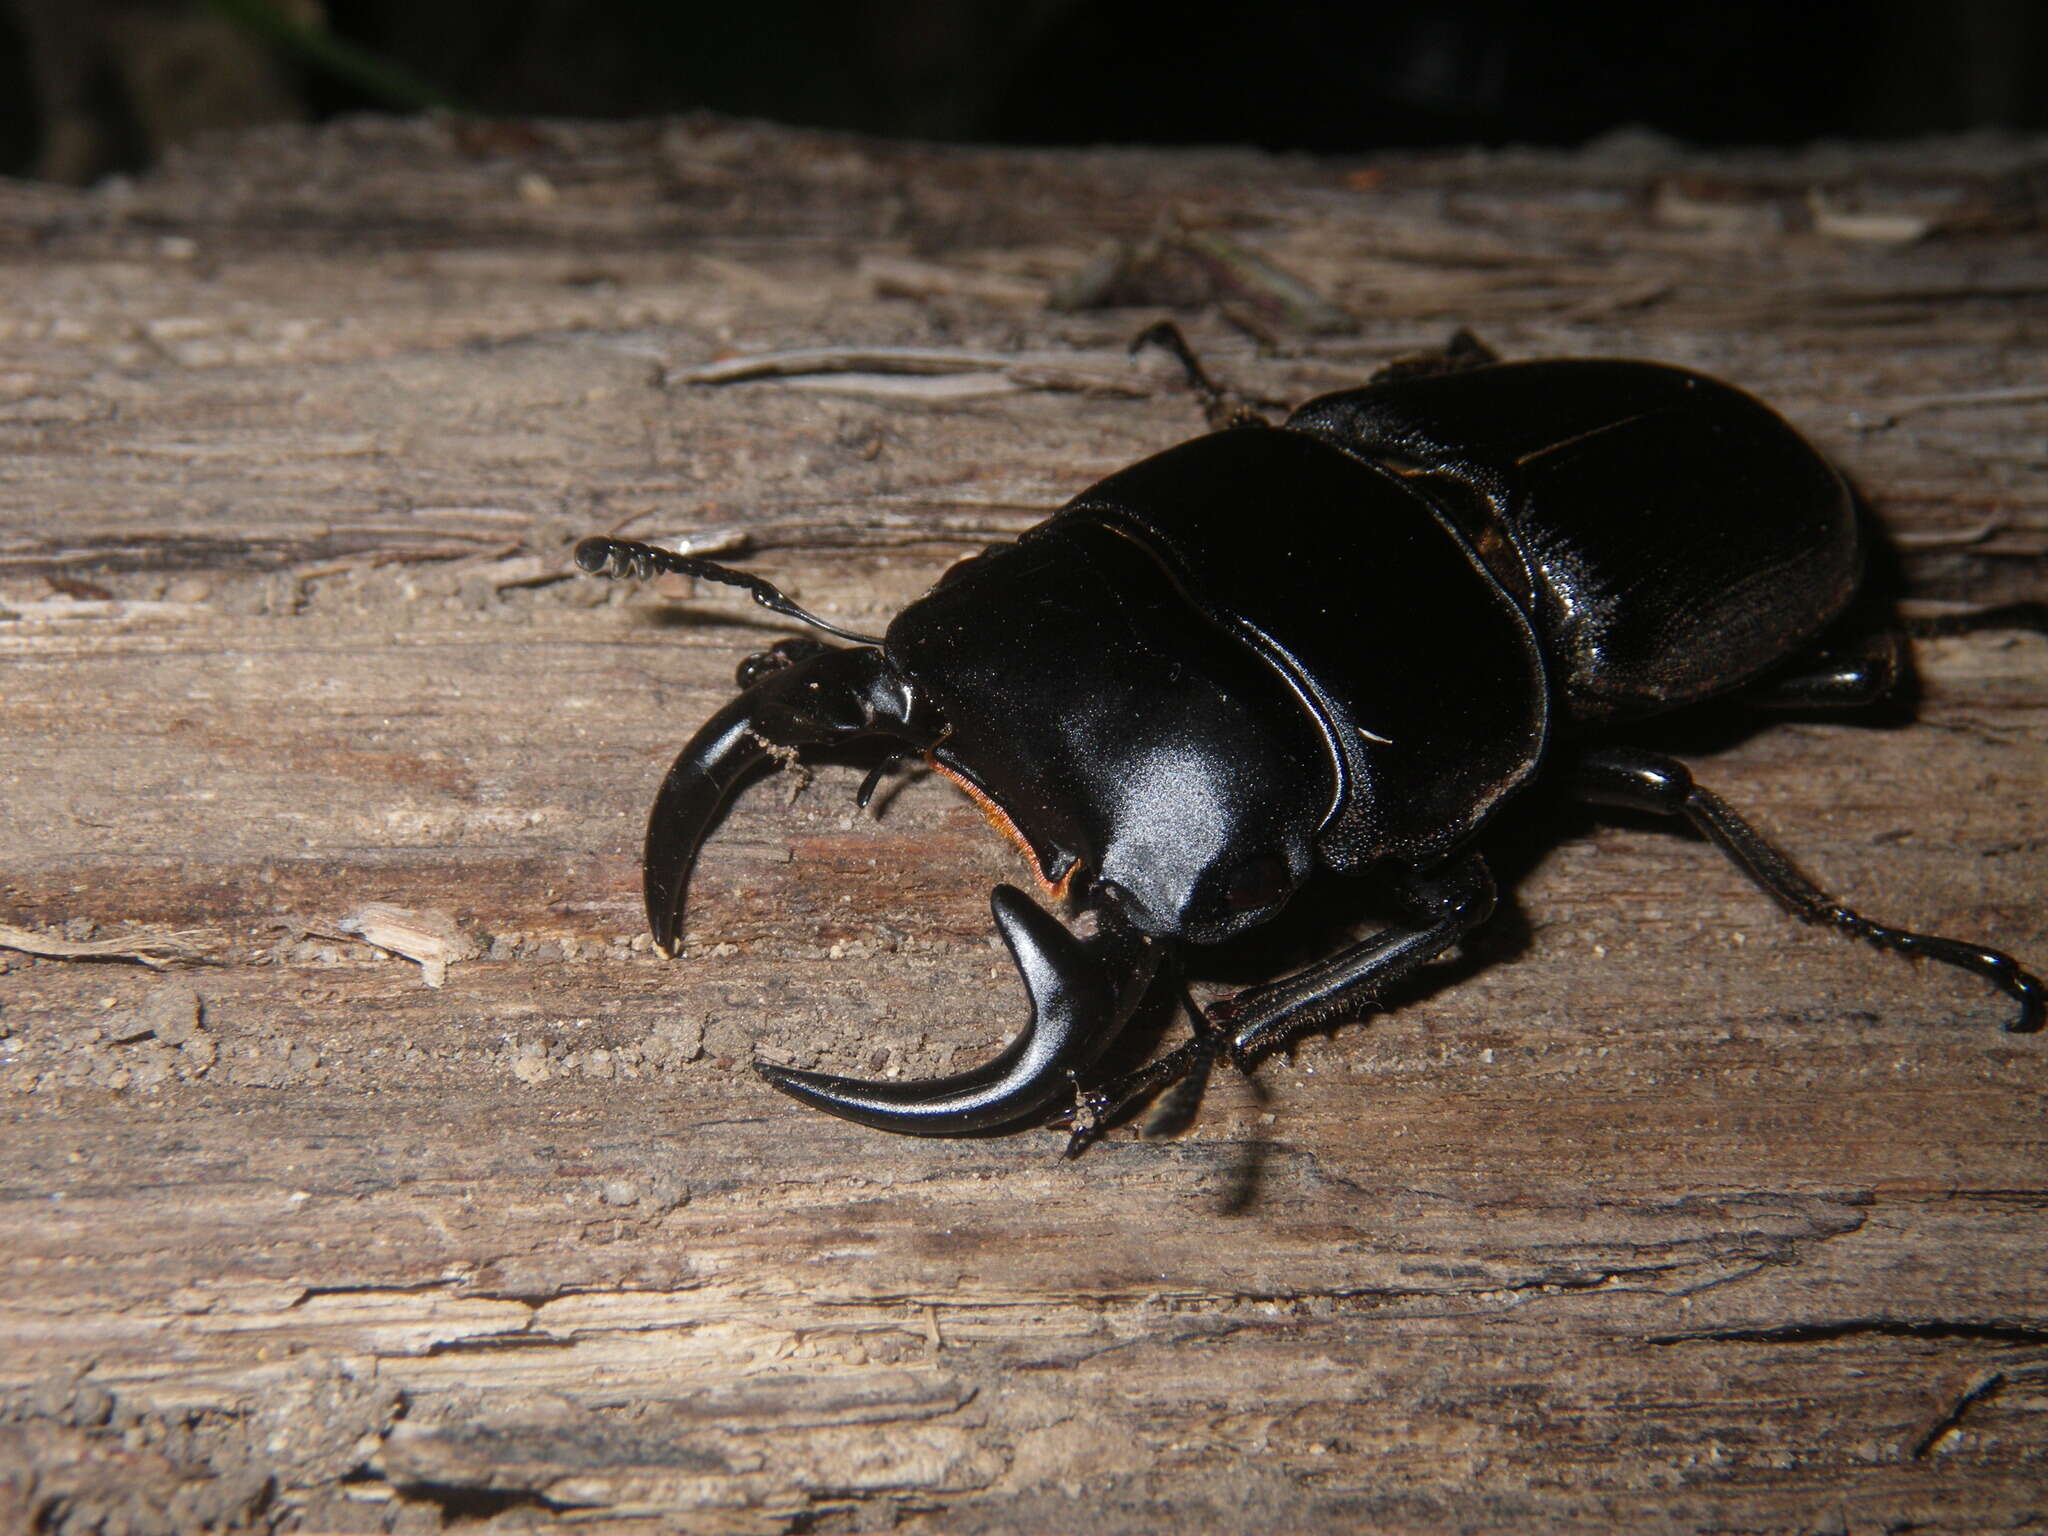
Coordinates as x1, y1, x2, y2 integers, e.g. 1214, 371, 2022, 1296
1288, 361, 1860, 723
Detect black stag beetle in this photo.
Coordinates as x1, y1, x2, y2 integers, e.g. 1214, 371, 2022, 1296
576, 324, 2043, 1149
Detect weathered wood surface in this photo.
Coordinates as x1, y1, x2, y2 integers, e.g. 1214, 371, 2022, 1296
1, 118, 2044, 1533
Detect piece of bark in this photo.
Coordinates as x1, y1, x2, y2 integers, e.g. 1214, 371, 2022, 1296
0, 118, 2043, 1533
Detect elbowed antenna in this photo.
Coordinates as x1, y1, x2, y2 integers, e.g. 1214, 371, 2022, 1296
575, 536, 887, 646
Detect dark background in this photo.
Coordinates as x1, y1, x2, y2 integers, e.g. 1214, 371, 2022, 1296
3, 0, 2045, 182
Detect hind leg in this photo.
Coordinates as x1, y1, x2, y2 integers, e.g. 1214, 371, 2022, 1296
1741, 627, 1905, 710
1572, 745, 2042, 1032
1129, 318, 1270, 430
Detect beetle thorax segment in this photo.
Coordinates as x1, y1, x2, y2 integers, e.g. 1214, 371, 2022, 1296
886, 523, 1329, 943
1060, 428, 1551, 873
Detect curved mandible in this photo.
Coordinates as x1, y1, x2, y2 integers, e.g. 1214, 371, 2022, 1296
641, 643, 920, 955
756, 887, 1161, 1134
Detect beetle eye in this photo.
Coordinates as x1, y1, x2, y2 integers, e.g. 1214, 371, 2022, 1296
1223, 853, 1291, 913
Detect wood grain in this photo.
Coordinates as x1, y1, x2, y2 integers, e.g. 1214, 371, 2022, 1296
1, 118, 2043, 1533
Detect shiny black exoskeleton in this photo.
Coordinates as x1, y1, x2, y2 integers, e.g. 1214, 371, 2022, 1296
576, 329, 2042, 1146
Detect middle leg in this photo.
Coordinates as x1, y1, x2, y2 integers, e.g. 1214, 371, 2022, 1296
1571, 744, 2042, 1031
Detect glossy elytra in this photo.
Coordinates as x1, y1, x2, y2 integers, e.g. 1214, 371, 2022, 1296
577, 326, 2043, 1149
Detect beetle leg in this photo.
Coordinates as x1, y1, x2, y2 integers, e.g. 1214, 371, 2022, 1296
1366, 328, 1501, 383
1062, 854, 1498, 1153
1212, 853, 1499, 1060
1742, 627, 1905, 711
854, 753, 912, 812
640, 643, 928, 956
1573, 745, 2044, 1032
1059, 983, 1228, 1157
1129, 319, 1270, 431
757, 890, 1162, 1135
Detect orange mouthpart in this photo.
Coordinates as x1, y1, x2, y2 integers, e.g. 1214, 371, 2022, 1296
930, 757, 1078, 904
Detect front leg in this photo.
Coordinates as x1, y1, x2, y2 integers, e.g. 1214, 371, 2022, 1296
1212, 852, 1498, 1059
1063, 853, 1496, 1151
